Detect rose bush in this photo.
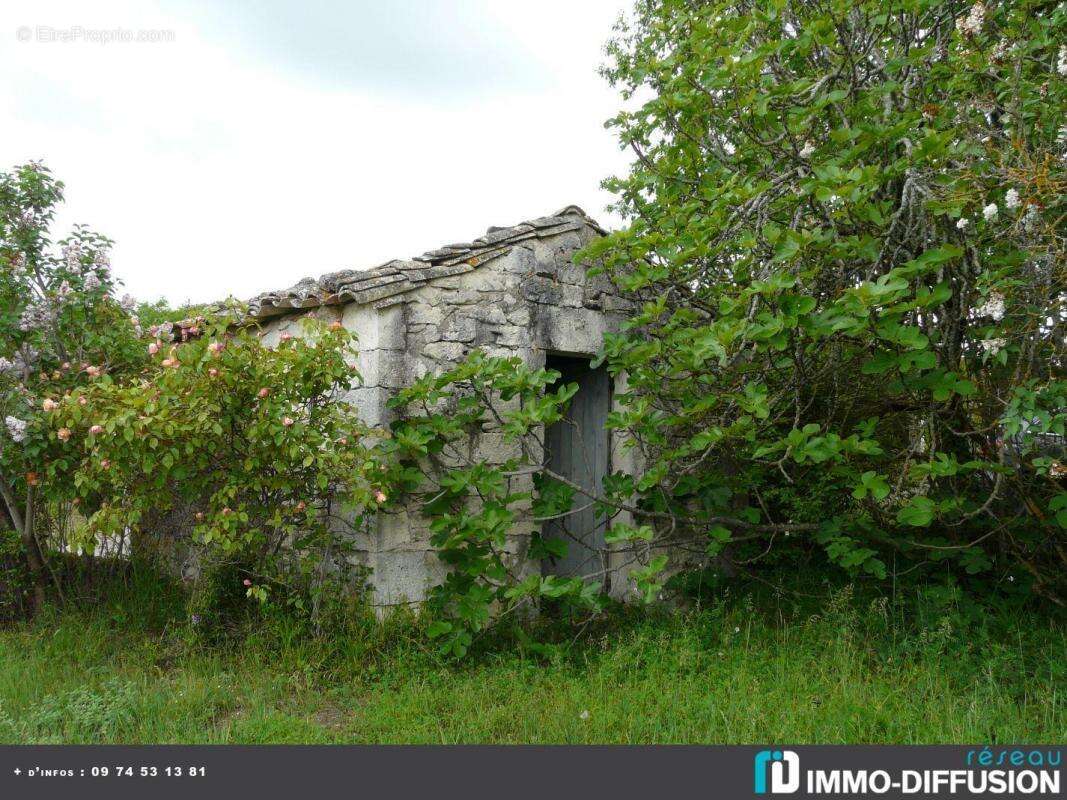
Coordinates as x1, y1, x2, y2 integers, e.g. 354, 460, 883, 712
48, 314, 398, 625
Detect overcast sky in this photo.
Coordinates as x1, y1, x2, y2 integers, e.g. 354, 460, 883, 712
1, 0, 632, 306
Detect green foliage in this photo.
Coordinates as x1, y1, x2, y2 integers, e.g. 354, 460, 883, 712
0, 527, 30, 620
1, 160, 147, 604
50, 315, 388, 621
0, 678, 139, 743
386, 350, 605, 656
582, 0, 1066, 601
0, 570, 1062, 743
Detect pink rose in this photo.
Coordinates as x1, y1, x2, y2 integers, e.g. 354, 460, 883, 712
257, 388, 269, 399
375, 490, 387, 504
208, 368, 219, 377
100, 459, 110, 470
282, 416, 295, 427
89, 424, 104, 435
42, 398, 58, 412
148, 342, 160, 355
56, 428, 71, 442
243, 579, 252, 587
77, 396, 88, 406
208, 341, 223, 356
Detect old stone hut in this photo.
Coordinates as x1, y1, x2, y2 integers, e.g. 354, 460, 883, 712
247, 206, 641, 609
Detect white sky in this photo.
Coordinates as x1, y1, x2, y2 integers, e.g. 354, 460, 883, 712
1, 0, 632, 306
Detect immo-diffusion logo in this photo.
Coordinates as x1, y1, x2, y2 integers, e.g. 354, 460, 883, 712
754, 750, 801, 794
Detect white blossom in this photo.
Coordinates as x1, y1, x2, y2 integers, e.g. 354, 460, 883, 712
979, 337, 1007, 356
799, 141, 815, 159
18, 301, 54, 333
956, 217, 970, 230
83, 272, 101, 291
975, 292, 1005, 321
982, 202, 998, 221
1058, 46, 1067, 77
955, 2, 985, 37
1004, 188, 1020, 210
119, 294, 138, 312
4, 416, 27, 443
0, 357, 14, 375
63, 241, 83, 271
93, 249, 111, 276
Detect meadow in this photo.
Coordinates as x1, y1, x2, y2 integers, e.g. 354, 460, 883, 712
0, 568, 1061, 744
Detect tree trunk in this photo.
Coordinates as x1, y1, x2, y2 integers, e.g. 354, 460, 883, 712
0, 480, 47, 611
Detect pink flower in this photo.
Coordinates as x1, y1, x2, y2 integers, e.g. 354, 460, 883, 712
208, 367, 219, 377
221, 507, 232, 516
77, 396, 88, 406
282, 416, 295, 427
294, 501, 306, 512
375, 490, 387, 504
243, 578, 252, 587
161, 358, 176, 368
207, 341, 224, 356
89, 424, 104, 435
148, 342, 160, 355
56, 428, 71, 442
100, 459, 110, 470
329, 321, 343, 331
257, 387, 269, 399
41, 398, 58, 412
279, 332, 293, 342
85, 365, 101, 378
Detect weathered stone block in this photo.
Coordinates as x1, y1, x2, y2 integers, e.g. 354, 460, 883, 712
422, 341, 466, 362
438, 314, 477, 342
376, 350, 411, 388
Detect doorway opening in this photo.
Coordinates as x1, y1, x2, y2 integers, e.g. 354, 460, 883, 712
541, 353, 611, 583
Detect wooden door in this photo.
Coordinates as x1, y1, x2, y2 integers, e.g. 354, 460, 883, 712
542, 354, 611, 581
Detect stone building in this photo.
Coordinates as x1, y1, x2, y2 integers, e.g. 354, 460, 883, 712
247, 206, 643, 609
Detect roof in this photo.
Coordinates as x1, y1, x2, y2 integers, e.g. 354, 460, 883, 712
248, 205, 606, 319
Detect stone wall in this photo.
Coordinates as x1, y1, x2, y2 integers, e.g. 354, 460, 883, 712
258, 211, 643, 608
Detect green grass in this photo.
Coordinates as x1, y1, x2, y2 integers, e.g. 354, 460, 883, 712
0, 571, 1062, 744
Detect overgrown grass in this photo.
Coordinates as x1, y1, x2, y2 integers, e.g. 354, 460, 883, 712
0, 567, 1062, 743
